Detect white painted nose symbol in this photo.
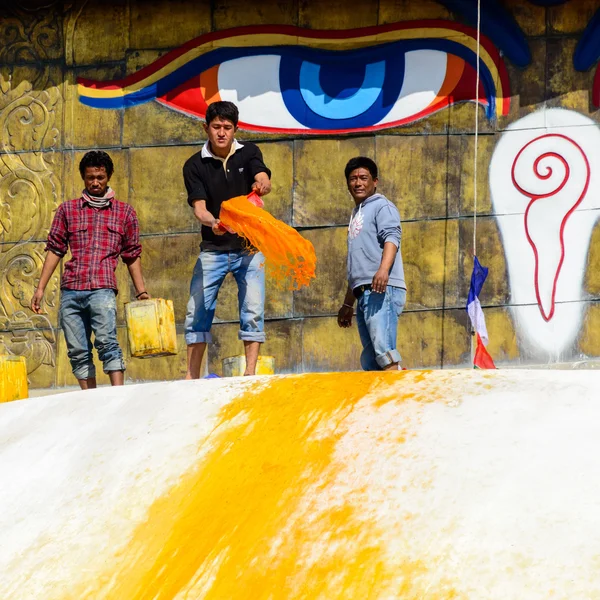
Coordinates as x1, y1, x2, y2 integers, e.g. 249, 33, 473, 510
511, 133, 591, 321
490, 108, 600, 359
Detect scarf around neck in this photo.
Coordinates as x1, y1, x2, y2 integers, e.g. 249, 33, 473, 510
82, 187, 115, 209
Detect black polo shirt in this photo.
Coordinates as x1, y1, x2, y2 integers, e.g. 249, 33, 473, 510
183, 141, 271, 251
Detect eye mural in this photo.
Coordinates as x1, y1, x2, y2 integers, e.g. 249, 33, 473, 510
77, 22, 510, 135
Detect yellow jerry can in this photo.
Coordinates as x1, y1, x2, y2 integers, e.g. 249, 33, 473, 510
222, 355, 275, 377
125, 298, 178, 359
0, 355, 28, 403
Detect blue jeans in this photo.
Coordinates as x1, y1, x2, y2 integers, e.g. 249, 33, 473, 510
185, 250, 266, 345
60, 289, 125, 380
356, 286, 406, 371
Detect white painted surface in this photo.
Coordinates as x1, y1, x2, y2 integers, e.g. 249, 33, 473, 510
1, 371, 600, 598
377, 49, 447, 125
218, 55, 307, 129
489, 108, 600, 359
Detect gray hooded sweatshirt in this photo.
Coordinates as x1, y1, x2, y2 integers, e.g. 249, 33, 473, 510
347, 192, 406, 291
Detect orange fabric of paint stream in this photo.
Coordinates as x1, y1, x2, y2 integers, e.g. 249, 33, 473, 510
219, 196, 317, 290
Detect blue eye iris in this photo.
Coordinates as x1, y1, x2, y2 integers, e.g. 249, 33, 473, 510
299, 60, 386, 119
280, 46, 405, 129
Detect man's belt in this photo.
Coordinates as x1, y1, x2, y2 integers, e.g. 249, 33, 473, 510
353, 284, 372, 299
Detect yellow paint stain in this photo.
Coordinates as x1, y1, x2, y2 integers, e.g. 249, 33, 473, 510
75, 372, 460, 600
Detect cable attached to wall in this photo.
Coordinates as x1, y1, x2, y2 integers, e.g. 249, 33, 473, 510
471, 0, 482, 360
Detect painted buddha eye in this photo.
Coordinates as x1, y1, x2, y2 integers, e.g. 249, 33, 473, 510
78, 23, 510, 135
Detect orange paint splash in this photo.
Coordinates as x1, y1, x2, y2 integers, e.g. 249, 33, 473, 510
75, 372, 460, 599
220, 196, 317, 289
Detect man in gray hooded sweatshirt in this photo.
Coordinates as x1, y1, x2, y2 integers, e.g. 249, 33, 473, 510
337, 156, 407, 371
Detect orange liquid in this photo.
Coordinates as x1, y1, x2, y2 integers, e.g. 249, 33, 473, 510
220, 196, 317, 289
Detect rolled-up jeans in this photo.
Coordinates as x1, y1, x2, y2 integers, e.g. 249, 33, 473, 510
185, 250, 266, 345
59, 288, 125, 380
355, 285, 406, 371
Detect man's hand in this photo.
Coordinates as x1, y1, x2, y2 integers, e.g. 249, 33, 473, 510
372, 268, 389, 294
212, 219, 226, 235
252, 173, 271, 196
136, 292, 151, 301
337, 304, 354, 328
31, 288, 44, 314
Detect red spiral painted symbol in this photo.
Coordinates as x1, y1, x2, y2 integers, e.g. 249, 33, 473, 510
510, 133, 590, 322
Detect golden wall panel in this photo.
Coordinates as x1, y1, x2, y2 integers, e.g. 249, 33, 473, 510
293, 137, 375, 227
66, 0, 128, 65
302, 316, 363, 372
584, 219, 600, 296
578, 303, 600, 359
499, 40, 547, 129
126, 333, 191, 382
64, 66, 123, 150
0, 65, 63, 154
403, 219, 460, 310
130, 0, 211, 49
485, 307, 520, 365
63, 149, 128, 204
259, 141, 293, 224
136, 233, 200, 325
447, 134, 496, 217
458, 217, 509, 307
503, 0, 546, 36
548, 1, 599, 34
293, 227, 347, 317
376, 134, 449, 221
0, 151, 60, 246
0, 241, 60, 329
448, 102, 496, 135
129, 146, 200, 235
214, 0, 298, 29
123, 96, 206, 148
400, 309, 470, 369
299, 0, 378, 29
547, 38, 596, 115
209, 319, 303, 375
0, 4, 63, 63
378, 0, 450, 23
0, 65, 62, 390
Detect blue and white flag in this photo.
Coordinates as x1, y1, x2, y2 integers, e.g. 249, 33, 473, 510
466, 256, 489, 346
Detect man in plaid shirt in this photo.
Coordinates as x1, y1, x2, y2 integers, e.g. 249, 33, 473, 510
30, 151, 150, 389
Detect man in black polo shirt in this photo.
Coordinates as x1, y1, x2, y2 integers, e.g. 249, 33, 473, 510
183, 101, 272, 378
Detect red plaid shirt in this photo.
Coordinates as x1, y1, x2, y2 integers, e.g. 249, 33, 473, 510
45, 197, 142, 291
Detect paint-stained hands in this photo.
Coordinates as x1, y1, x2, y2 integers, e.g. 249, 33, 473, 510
252, 173, 271, 196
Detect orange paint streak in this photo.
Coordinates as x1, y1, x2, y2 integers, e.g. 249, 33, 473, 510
431, 53, 465, 108
76, 372, 460, 599
220, 196, 317, 289
199, 65, 221, 104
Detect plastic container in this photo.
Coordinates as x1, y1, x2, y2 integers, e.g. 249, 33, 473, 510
125, 298, 178, 358
222, 355, 275, 377
0, 355, 28, 403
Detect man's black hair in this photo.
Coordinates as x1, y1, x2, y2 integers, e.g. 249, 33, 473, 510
205, 101, 239, 127
344, 156, 378, 182
79, 150, 114, 179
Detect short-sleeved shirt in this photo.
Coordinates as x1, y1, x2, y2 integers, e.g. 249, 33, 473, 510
45, 198, 142, 291
183, 140, 271, 251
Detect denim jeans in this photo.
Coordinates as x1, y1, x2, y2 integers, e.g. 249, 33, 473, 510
185, 250, 265, 345
356, 286, 406, 371
60, 288, 125, 380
